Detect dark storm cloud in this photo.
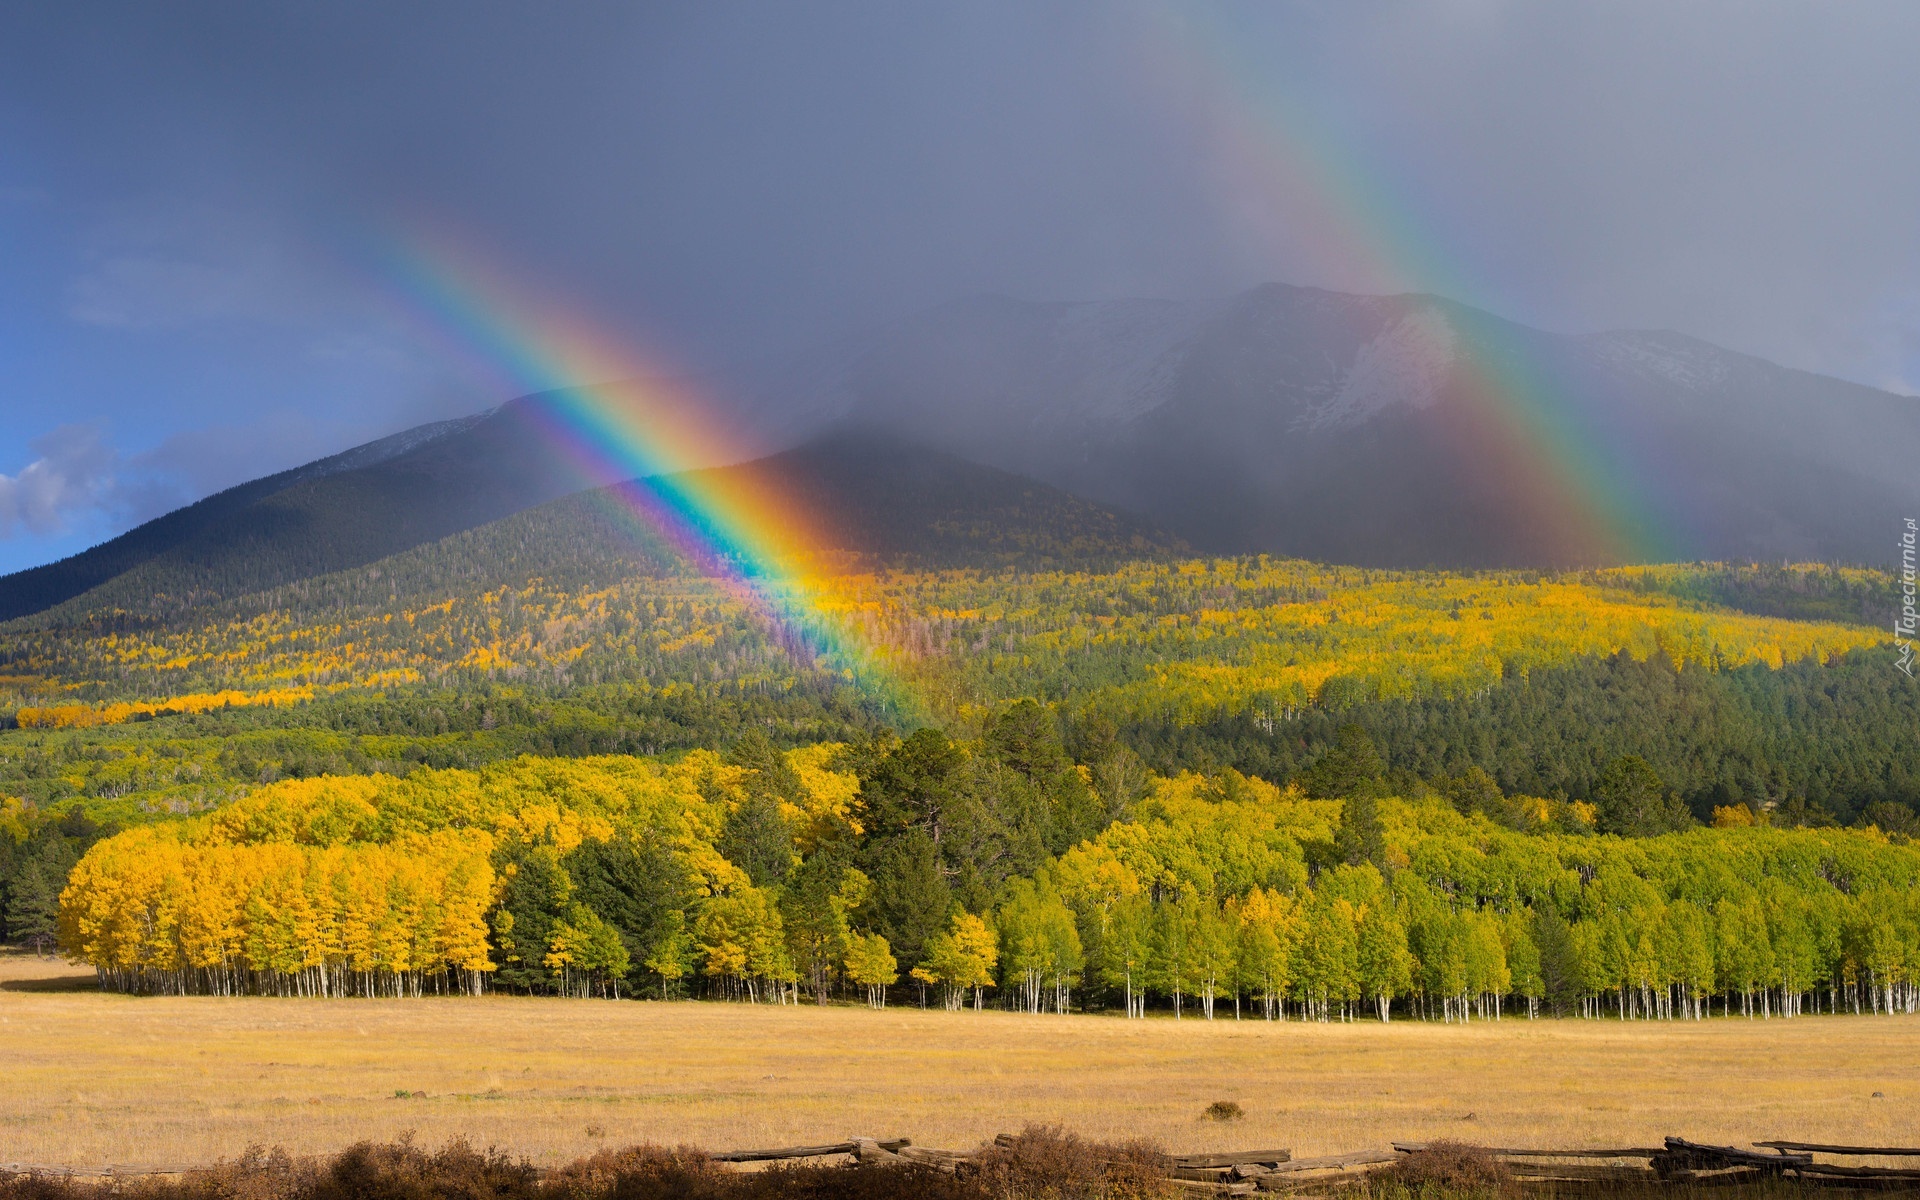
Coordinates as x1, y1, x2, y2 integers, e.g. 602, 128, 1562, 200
1, 1, 1917, 570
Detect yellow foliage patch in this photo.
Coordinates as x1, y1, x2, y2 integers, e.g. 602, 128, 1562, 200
15, 687, 315, 729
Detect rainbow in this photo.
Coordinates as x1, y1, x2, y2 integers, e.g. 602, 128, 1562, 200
1138, 8, 1682, 565
380, 241, 925, 722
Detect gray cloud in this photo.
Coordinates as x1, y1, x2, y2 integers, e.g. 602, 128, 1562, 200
0, 0, 1916, 564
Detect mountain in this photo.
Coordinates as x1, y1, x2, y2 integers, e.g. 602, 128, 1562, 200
9, 282, 1913, 619
762, 285, 1920, 568
0, 424, 1179, 624
0, 404, 589, 621
0, 415, 491, 622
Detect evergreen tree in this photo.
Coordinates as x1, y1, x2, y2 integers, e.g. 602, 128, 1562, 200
564, 838, 692, 993
490, 844, 574, 993
1301, 724, 1385, 800
1333, 792, 1387, 870
861, 831, 952, 972
718, 792, 794, 888
1596, 755, 1693, 836
1531, 906, 1583, 1017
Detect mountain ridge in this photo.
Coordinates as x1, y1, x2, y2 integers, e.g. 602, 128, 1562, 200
0, 427, 1181, 626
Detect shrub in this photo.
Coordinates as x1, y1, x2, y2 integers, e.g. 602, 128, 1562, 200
1375, 1142, 1514, 1200
971, 1125, 1170, 1200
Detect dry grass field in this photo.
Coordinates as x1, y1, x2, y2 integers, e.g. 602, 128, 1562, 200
2, 952, 1915, 1170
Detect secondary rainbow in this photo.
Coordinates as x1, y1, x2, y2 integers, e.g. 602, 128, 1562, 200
1139, 7, 1683, 564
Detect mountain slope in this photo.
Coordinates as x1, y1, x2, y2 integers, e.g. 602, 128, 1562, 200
679, 430, 1181, 567
0, 416, 482, 622
0, 403, 593, 621
1, 429, 1180, 628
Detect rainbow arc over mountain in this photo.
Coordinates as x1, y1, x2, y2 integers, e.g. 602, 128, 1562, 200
386, 244, 923, 722
1140, 7, 1680, 565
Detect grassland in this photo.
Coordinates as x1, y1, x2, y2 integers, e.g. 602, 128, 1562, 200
2, 953, 1914, 1171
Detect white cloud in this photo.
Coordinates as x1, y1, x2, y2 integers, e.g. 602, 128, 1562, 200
0, 423, 119, 539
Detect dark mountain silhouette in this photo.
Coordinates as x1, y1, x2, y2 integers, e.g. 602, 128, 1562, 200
0, 416, 485, 622
676, 430, 1180, 567
0, 403, 590, 621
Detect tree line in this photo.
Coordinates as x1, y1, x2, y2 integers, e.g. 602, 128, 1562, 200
47, 716, 1920, 1020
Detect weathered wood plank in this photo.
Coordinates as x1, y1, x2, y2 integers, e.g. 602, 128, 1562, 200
1165, 1178, 1231, 1194
1504, 1163, 1660, 1183
1256, 1151, 1399, 1178
1255, 1167, 1383, 1190
1661, 1137, 1811, 1170
1789, 1163, 1920, 1181
712, 1138, 909, 1163
1392, 1142, 1661, 1159
711, 1142, 857, 1162
1175, 1150, 1292, 1169
1756, 1141, 1920, 1157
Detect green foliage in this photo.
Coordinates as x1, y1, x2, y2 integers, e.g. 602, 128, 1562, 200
1116, 648, 1920, 825
1594, 755, 1692, 837
0, 805, 113, 949
563, 837, 694, 995
1302, 725, 1385, 801
861, 832, 953, 972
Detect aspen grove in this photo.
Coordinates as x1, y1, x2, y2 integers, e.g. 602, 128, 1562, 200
52, 726, 1920, 1020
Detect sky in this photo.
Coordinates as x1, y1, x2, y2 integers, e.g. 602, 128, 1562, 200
2, 1, 1918, 575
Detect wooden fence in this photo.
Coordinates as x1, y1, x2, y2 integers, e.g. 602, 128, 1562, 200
7, 1133, 1920, 1189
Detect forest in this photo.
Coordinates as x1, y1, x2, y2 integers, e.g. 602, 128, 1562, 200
43, 712, 1920, 1021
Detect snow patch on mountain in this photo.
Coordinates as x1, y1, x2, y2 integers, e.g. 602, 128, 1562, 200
1043, 298, 1221, 424
1296, 308, 1457, 430
1591, 330, 1737, 392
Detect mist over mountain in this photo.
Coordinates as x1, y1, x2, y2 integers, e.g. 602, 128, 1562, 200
767, 284, 1919, 568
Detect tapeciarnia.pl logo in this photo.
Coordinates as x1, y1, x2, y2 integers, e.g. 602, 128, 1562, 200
1898, 518, 1917, 678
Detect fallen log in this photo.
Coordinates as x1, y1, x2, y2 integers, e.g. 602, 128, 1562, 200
1503, 1163, 1660, 1183
1787, 1163, 1920, 1182
895, 1146, 967, 1173
1661, 1167, 1770, 1185
1756, 1141, 1920, 1157
1170, 1167, 1236, 1182
1165, 1178, 1233, 1195
852, 1139, 909, 1167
